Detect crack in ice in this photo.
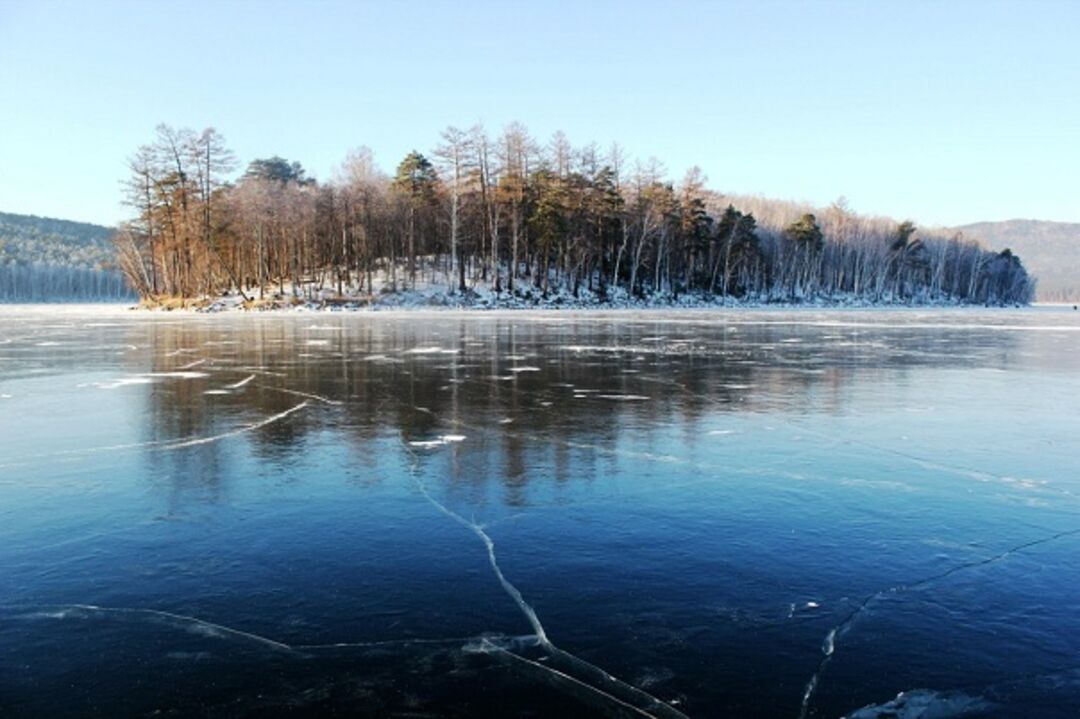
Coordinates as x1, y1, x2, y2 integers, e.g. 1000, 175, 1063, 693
484, 639, 665, 719
11, 604, 521, 657
227, 374, 256, 389
256, 384, 344, 406
0, 404, 310, 468
161, 402, 308, 449
27, 604, 295, 652
403, 440, 549, 645
797, 527, 1080, 719
402, 438, 689, 719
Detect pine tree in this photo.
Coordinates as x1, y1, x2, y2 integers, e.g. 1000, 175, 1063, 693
392, 151, 439, 289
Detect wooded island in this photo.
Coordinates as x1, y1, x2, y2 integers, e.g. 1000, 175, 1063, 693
116, 124, 1034, 307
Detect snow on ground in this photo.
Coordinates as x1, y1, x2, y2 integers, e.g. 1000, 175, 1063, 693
71, 263, 1020, 314
217, 290, 989, 314
194, 282, 982, 314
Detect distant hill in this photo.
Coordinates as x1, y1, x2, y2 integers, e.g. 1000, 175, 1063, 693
0, 211, 132, 302
953, 220, 1080, 302
0, 211, 116, 267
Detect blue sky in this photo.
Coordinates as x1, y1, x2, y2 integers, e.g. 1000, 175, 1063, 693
1, 0, 1077, 227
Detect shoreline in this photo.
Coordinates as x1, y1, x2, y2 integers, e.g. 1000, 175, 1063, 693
117, 285, 1035, 314
0, 301, 1059, 318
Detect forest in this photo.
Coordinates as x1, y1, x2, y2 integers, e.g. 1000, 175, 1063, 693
0, 212, 132, 302
115, 124, 1035, 306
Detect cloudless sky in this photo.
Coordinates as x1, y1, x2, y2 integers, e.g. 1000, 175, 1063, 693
1, 0, 1077, 227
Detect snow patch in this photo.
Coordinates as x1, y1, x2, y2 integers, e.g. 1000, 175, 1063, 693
406, 347, 459, 355
844, 689, 992, 718
144, 372, 209, 380
408, 434, 466, 449
86, 377, 155, 389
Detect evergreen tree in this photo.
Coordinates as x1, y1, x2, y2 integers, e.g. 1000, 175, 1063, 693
243, 157, 312, 185
392, 151, 439, 289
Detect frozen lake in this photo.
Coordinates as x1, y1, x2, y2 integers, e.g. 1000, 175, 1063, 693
1, 306, 1079, 718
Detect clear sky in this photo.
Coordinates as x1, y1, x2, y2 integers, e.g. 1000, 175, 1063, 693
1, 0, 1077, 228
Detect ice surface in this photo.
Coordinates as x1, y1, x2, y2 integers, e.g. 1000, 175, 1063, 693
798, 526, 1080, 719
2, 306, 1079, 718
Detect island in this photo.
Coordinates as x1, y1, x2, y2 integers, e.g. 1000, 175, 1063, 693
108, 124, 1033, 311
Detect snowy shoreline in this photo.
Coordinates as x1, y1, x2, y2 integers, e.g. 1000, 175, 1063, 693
123, 283, 1033, 314
0, 297, 1044, 317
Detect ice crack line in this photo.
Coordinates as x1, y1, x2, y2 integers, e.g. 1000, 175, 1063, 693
227, 374, 256, 389
0, 401, 311, 468
782, 417, 1077, 504
482, 639, 664, 719
403, 440, 548, 645
162, 402, 309, 449
28, 604, 295, 652
641, 376, 1059, 504
294, 635, 493, 650
797, 526, 1080, 719
257, 385, 344, 406
402, 438, 689, 719
11, 603, 512, 656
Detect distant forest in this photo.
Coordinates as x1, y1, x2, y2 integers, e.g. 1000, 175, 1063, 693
115, 124, 1034, 305
0, 212, 131, 302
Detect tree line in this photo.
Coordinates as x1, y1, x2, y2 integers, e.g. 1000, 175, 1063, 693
0, 262, 131, 302
116, 123, 1035, 305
